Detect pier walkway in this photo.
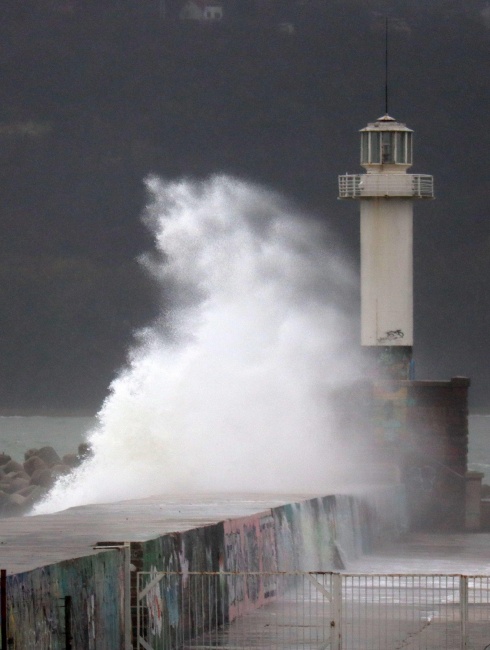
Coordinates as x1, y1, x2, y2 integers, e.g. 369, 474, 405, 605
0, 493, 315, 573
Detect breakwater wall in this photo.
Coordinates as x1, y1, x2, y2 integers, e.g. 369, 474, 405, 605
6, 550, 127, 649
4, 488, 407, 648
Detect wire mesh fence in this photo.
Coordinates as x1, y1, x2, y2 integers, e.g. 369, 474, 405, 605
344, 575, 459, 650
136, 571, 490, 650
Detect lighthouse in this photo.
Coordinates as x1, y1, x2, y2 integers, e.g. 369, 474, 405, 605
338, 114, 434, 378
337, 114, 473, 532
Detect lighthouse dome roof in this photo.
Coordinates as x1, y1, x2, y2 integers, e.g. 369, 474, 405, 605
360, 114, 413, 133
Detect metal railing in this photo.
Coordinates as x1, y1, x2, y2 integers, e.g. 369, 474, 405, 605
0, 570, 5, 650
137, 571, 490, 650
338, 174, 434, 199
341, 574, 490, 650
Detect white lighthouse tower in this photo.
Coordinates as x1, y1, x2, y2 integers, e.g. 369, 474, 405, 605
339, 114, 434, 377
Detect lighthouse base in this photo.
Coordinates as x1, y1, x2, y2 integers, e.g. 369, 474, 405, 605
332, 376, 470, 531
363, 345, 413, 381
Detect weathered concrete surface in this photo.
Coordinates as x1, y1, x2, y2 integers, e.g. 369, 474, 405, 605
0, 493, 317, 573
347, 531, 490, 574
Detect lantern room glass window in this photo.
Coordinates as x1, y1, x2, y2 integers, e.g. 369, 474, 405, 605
381, 132, 393, 163
405, 132, 413, 165
395, 133, 403, 163
361, 132, 369, 164
361, 130, 413, 165
371, 132, 381, 163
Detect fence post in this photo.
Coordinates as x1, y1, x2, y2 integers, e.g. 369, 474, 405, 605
65, 596, 72, 650
330, 573, 342, 650
1, 569, 6, 650
136, 572, 141, 650
124, 543, 132, 650
460, 575, 468, 650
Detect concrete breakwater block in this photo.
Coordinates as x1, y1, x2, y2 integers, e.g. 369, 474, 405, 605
0, 443, 92, 517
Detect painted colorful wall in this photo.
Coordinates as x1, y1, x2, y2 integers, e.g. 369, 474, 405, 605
5, 549, 126, 649
221, 512, 278, 621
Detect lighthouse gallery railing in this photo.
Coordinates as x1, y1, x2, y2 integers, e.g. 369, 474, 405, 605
338, 173, 434, 199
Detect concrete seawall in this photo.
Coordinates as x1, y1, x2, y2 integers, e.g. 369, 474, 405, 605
0, 488, 407, 648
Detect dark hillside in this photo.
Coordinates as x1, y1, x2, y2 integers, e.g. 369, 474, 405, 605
0, 0, 488, 411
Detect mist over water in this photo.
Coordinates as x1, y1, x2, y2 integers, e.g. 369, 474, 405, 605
35, 176, 363, 514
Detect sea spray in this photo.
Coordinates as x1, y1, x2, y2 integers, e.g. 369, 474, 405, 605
34, 175, 363, 514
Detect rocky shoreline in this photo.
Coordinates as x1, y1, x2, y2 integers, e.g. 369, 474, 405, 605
0, 444, 91, 517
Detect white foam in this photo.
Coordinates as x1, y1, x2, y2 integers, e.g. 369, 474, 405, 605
34, 175, 362, 514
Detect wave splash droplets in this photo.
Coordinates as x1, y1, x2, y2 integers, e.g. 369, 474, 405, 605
35, 176, 361, 514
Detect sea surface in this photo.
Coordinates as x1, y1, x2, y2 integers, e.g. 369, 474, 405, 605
467, 414, 490, 481
0, 414, 488, 481
0, 416, 97, 461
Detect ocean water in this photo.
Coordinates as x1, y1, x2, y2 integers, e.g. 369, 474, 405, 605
467, 414, 490, 482
0, 413, 487, 481
0, 416, 96, 462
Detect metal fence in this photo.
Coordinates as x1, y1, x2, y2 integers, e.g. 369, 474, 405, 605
136, 571, 490, 650
0, 570, 5, 650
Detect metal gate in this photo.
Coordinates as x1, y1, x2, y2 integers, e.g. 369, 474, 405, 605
136, 572, 490, 650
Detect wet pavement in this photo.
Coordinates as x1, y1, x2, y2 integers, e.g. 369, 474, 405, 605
167, 533, 490, 650
137, 531, 490, 649
347, 531, 490, 575
143, 561, 490, 650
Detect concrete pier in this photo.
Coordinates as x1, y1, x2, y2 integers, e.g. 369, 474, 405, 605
0, 488, 406, 648
4, 488, 488, 649
0, 493, 315, 573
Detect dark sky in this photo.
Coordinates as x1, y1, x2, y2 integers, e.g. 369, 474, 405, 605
0, 0, 489, 411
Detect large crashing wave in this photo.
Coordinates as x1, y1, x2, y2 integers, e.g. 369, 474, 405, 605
34, 175, 362, 514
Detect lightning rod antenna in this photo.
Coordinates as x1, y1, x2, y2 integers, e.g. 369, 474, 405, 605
385, 17, 389, 115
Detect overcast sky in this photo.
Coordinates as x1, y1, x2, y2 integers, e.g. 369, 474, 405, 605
0, 0, 488, 410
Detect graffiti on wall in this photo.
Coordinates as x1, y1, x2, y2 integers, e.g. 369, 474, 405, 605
6, 551, 124, 649
224, 531, 245, 607
147, 566, 164, 636
259, 514, 277, 598
272, 504, 296, 571
223, 511, 278, 621
372, 383, 408, 447
244, 523, 260, 603
87, 593, 96, 650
